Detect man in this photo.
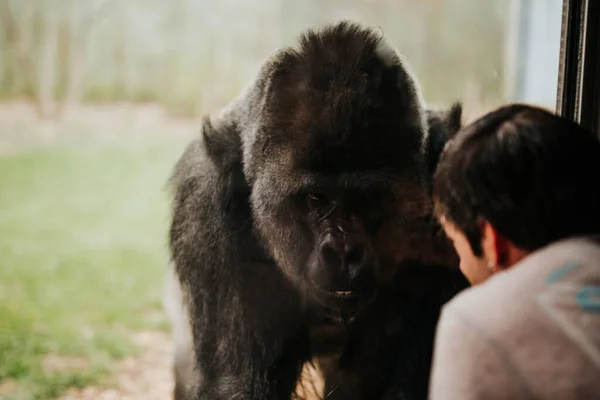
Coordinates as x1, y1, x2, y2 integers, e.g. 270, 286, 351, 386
428, 104, 600, 399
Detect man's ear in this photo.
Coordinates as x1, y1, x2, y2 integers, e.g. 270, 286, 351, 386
479, 220, 529, 270
480, 220, 504, 268
426, 102, 463, 177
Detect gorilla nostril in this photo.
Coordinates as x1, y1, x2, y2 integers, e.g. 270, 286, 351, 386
320, 243, 342, 267
346, 245, 367, 268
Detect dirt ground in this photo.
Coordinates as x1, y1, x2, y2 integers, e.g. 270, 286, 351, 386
59, 330, 324, 400
60, 331, 174, 400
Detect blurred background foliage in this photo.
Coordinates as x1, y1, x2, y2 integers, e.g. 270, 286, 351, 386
0, 0, 510, 119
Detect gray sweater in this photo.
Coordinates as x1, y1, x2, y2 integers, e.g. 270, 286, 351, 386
429, 236, 600, 400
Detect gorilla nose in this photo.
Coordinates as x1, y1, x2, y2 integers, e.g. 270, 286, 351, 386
319, 234, 370, 281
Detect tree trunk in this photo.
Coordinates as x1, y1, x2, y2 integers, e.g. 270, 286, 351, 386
38, 10, 59, 118
64, 38, 85, 114
62, 3, 86, 117
61, 0, 116, 116
0, 0, 42, 116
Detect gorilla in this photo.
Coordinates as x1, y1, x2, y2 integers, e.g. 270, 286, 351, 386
164, 20, 468, 400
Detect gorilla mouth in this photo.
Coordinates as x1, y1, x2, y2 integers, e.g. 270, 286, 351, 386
309, 280, 359, 300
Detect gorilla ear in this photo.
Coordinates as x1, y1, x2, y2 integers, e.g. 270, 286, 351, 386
201, 115, 249, 214
201, 116, 242, 172
446, 102, 463, 137
425, 102, 463, 176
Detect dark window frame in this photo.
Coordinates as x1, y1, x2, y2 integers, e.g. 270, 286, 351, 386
556, 0, 600, 136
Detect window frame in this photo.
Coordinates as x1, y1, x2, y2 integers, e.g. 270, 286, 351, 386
556, 0, 600, 136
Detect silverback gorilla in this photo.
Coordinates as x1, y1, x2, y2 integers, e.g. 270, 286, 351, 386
164, 21, 469, 400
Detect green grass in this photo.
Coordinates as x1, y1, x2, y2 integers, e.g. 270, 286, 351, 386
0, 132, 190, 399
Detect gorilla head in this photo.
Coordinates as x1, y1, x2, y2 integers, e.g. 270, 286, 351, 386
236, 22, 435, 313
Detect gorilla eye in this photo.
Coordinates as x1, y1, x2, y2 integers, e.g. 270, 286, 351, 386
308, 192, 321, 201
306, 192, 332, 211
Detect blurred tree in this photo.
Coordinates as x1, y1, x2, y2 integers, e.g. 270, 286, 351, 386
63, 0, 116, 116
37, 1, 59, 117
0, 0, 528, 118
0, 0, 41, 114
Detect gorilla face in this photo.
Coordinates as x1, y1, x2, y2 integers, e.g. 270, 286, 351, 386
290, 177, 402, 305
246, 24, 432, 313
251, 148, 432, 313
301, 185, 386, 294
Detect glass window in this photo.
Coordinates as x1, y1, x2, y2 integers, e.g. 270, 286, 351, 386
0, 1, 565, 398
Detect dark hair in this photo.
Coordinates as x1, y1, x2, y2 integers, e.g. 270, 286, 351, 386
433, 103, 600, 256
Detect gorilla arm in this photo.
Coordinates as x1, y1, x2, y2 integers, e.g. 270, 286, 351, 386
167, 70, 309, 399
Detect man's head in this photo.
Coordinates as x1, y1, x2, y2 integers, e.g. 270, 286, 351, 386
433, 103, 600, 284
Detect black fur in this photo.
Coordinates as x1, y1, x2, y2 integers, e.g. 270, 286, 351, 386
167, 21, 468, 400
425, 103, 463, 176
